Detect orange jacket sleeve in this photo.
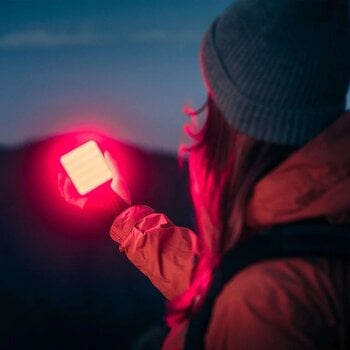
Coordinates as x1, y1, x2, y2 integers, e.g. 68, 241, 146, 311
109, 205, 199, 300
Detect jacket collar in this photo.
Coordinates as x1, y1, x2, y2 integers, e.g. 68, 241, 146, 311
247, 112, 350, 228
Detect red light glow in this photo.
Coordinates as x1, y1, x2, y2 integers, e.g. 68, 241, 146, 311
22, 128, 141, 238
60, 140, 112, 195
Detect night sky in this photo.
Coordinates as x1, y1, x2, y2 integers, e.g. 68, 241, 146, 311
1, 0, 349, 153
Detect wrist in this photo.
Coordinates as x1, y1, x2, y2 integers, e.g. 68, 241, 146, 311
83, 188, 130, 232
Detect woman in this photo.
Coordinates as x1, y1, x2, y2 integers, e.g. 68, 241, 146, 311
63, 0, 350, 348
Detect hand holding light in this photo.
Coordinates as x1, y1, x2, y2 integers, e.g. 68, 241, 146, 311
58, 141, 131, 230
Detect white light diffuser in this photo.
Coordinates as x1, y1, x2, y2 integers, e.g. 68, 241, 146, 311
60, 140, 112, 195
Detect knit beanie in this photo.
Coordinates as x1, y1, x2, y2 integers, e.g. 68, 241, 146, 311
201, 0, 350, 146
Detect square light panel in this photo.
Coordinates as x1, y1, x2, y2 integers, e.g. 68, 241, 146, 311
60, 140, 112, 195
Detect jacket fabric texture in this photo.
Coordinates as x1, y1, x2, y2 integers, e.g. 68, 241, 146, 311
110, 113, 350, 349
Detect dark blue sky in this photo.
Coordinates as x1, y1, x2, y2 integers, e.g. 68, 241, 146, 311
1, 1, 349, 152
0, 0, 233, 152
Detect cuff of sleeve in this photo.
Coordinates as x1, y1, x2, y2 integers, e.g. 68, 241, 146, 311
109, 205, 155, 245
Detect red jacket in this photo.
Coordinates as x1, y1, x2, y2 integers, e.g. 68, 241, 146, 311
110, 113, 350, 349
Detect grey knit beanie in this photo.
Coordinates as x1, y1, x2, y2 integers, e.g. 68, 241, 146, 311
201, 0, 350, 146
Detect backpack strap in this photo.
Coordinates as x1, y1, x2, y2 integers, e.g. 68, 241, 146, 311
184, 222, 350, 350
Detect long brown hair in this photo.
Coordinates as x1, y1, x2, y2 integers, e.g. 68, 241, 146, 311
167, 96, 297, 326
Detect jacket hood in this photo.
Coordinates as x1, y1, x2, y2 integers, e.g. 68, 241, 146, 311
247, 112, 350, 228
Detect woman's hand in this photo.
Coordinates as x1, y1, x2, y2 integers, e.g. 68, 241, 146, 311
58, 151, 131, 230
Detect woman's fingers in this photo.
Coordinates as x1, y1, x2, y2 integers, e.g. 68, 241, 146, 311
57, 173, 87, 209
104, 151, 119, 180
115, 178, 131, 205
104, 151, 131, 205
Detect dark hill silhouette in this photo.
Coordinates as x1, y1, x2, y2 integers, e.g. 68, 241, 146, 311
0, 132, 194, 349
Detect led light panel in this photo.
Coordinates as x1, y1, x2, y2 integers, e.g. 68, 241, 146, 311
60, 140, 112, 195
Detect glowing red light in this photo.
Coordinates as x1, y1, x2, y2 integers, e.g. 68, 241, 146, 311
60, 140, 112, 195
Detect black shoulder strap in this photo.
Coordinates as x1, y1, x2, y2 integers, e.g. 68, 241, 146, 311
184, 222, 350, 350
